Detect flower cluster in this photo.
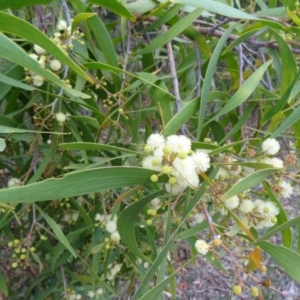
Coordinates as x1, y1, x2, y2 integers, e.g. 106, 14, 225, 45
25, 19, 85, 88
7, 178, 21, 188
106, 263, 122, 281
95, 214, 121, 244
142, 133, 210, 195
239, 199, 279, 229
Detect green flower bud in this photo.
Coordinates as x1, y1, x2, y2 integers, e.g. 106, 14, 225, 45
251, 287, 259, 297
168, 177, 177, 185
232, 285, 242, 295
150, 174, 158, 182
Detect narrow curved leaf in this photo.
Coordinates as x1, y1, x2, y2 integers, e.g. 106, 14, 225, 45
0, 33, 90, 99
221, 168, 278, 202
206, 61, 272, 126
36, 205, 77, 257
258, 216, 300, 241
71, 13, 96, 33
0, 12, 94, 84
0, 167, 165, 204
0, 72, 34, 90
0, 272, 8, 296
257, 241, 300, 283
137, 7, 204, 55
0, 0, 52, 9
117, 190, 165, 262
88, 0, 136, 20
163, 98, 198, 136
197, 24, 235, 139
173, 0, 259, 19
59, 142, 140, 154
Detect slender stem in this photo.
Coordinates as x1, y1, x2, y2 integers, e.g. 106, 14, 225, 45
61, 266, 68, 299
162, 25, 186, 134
194, 41, 202, 98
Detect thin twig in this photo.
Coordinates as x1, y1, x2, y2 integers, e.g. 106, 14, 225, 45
258, 47, 273, 91
162, 25, 186, 134
61, 0, 71, 26
61, 266, 68, 299
194, 41, 202, 98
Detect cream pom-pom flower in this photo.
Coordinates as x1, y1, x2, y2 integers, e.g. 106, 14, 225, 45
166, 135, 191, 153
146, 133, 165, 151
32, 75, 44, 87
239, 199, 254, 214
55, 112, 67, 123
262, 138, 280, 155
195, 239, 209, 255
105, 220, 117, 233
192, 150, 210, 173
50, 59, 62, 71
57, 20, 68, 31
224, 195, 240, 210
279, 180, 293, 198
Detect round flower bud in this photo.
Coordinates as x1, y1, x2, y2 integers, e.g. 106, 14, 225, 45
163, 145, 172, 155
147, 209, 156, 216
50, 59, 62, 71
146, 219, 152, 225
213, 238, 222, 247
150, 174, 158, 182
8, 242, 13, 247
151, 158, 160, 166
251, 287, 259, 297
118, 108, 124, 114
204, 137, 211, 143
12, 262, 18, 268
14, 239, 20, 245
41, 235, 47, 240
144, 145, 152, 153
232, 285, 242, 295
271, 216, 277, 224
30, 247, 36, 252
168, 177, 177, 185
259, 265, 267, 273
177, 151, 187, 159
20, 254, 26, 260
161, 165, 171, 174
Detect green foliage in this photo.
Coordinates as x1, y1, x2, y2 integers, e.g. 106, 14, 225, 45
1, 0, 300, 299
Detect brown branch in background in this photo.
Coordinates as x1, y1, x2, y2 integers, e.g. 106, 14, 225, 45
196, 26, 300, 54
258, 47, 273, 91
194, 41, 202, 97
162, 25, 186, 134
61, 266, 68, 299
162, 25, 181, 111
